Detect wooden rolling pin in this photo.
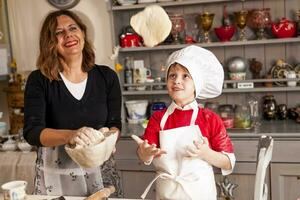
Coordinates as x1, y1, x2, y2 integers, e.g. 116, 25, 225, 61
84, 186, 115, 200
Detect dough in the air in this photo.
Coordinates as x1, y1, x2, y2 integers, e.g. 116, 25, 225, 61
65, 130, 118, 168
130, 5, 171, 47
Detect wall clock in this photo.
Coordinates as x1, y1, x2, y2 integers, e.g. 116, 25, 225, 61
47, 0, 80, 9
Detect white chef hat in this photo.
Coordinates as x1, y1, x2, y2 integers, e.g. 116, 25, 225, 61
166, 45, 224, 99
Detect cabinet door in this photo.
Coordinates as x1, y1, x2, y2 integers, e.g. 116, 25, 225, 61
215, 162, 271, 200
120, 171, 156, 199
271, 163, 300, 200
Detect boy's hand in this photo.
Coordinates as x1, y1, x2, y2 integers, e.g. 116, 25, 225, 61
186, 137, 210, 159
139, 140, 166, 157
131, 135, 166, 163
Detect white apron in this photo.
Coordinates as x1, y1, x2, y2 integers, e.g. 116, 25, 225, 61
142, 106, 217, 200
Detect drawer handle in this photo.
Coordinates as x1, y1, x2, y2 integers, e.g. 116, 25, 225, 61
297, 176, 300, 180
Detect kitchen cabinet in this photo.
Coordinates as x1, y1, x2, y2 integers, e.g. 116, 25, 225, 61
115, 133, 300, 200
270, 163, 300, 200
107, 0, 300, 122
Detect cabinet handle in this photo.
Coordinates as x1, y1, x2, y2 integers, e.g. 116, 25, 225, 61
297, 176, 300, 180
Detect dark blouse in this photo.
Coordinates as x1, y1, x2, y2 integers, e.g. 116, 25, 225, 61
24, 65, 122, 146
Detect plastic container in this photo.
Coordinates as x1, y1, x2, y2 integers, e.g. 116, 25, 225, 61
125, 100, 148, 123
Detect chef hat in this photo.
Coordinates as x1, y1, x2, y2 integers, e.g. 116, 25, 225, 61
166, 45, 224, 99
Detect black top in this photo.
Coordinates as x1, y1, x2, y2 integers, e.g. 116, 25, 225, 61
24, 65, 122, 147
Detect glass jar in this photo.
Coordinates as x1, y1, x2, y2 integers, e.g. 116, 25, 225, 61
234, 104, 251, 128
204, 101, 219, 113
262, 94, 277, 120
218, 104, 234, 128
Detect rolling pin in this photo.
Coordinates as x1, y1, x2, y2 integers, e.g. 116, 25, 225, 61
84, 186, 115, 200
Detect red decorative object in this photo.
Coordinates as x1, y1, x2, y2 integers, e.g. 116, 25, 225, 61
120, 33, 142, 48
214, 25, 236, 42
271, 18, 296, 38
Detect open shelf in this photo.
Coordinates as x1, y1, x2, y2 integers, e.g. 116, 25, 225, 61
110, 0, 247, 11
119, 37, 300, 52
122, 78, 300, 95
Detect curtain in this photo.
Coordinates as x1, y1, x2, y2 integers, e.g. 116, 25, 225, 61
6, 0, 113, 73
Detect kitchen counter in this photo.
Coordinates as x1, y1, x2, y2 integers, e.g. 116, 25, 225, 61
121, 119, 300, 139
0, 194, 141, 200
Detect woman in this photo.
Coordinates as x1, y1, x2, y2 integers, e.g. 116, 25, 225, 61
24, 10, 122, 197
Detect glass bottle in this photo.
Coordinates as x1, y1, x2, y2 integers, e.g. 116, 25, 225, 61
124, 57, 134, 91
124, 57, 133, 84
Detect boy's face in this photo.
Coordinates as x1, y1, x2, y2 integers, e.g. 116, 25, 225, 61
167, 64, 195, 107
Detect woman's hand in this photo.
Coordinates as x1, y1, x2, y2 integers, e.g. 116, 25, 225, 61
186, 137, 211, 159
137, 139, 166, 163
69, 127, 102, 146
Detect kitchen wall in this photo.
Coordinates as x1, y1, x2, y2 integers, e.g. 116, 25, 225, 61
0, 0, 114, 126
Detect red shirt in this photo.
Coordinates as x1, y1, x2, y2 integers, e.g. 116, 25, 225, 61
142, 108, 234, 153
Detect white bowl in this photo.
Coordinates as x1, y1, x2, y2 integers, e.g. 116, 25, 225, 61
17, 141, 32, 152
2, 138, 17, 151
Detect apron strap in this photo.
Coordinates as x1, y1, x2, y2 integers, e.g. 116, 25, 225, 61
141, 172, 200, 200
160, 103, 199, 130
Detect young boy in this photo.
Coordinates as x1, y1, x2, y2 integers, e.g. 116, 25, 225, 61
136, 45, 235, 200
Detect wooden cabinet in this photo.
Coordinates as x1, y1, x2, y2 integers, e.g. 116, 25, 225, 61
120, 171, 156, 199
115, 137, 300, 199
270, 163, 300, 200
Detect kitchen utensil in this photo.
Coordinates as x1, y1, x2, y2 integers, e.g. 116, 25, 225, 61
84, 186, 115, 200
131, 134, 143, 144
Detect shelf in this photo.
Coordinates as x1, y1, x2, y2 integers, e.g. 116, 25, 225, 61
122, 86, 300, 95
122, 78, 300, 95
119, 37, 300, 52
111, 0, 245, 11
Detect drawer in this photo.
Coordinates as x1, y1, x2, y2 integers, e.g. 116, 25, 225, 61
272, 141, 300, 163
115, 140, 138, 160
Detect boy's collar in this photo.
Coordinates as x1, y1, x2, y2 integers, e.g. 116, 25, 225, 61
167, 100, 198, 115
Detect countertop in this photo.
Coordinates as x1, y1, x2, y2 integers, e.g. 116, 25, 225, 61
121, 119, 300, 139
0, 195, 141, 200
